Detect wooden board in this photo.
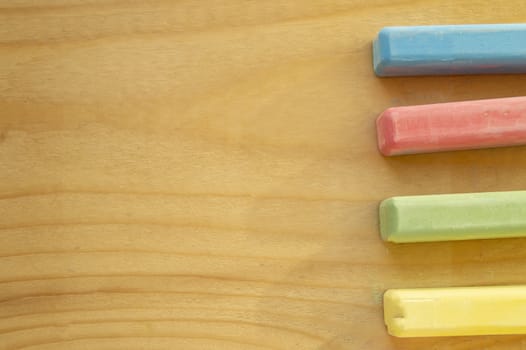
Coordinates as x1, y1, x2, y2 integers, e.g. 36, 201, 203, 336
2, 1, 526, 349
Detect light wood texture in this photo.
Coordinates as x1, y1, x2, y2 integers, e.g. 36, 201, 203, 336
2, 1, 526, 349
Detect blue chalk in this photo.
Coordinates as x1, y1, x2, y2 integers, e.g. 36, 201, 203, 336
373, 24, 526, 77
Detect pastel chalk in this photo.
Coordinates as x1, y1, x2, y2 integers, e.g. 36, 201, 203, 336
373, 24, 526, 76
380, 190, 526, 243
376, 96, 526, 156
384, 285, 526, 337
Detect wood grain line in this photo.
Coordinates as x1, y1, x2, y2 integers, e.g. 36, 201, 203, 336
1, 318, 326, 342
14, 335, 279, 350
0, 273, 364, 290
0, 290, 367, 308
0, 304, 352, 327
1, 248, 524, 267
0, 189, 372, 204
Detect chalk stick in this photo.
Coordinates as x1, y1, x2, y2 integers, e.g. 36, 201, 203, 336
376, 96, 526, 156
373, 24, 526, 76
384, 285, 526, 337
380, 190, 526, 243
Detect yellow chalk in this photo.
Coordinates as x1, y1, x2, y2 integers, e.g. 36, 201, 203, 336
384, 286, 526, 337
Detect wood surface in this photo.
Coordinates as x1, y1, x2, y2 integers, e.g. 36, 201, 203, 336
2, 1, 526, 349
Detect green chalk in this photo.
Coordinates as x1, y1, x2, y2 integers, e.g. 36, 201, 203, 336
380, 191, 526, 243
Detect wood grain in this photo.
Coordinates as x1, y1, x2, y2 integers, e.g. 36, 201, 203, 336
2, 1, 526, 349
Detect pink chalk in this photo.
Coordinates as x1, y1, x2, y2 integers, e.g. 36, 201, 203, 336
376, 96, 526, 156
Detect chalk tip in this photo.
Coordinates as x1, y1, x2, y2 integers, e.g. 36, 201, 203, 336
376, 108, 398, 156
379, 197, 398, 242
383, 289, 407, 337
373, 28, 393, 77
